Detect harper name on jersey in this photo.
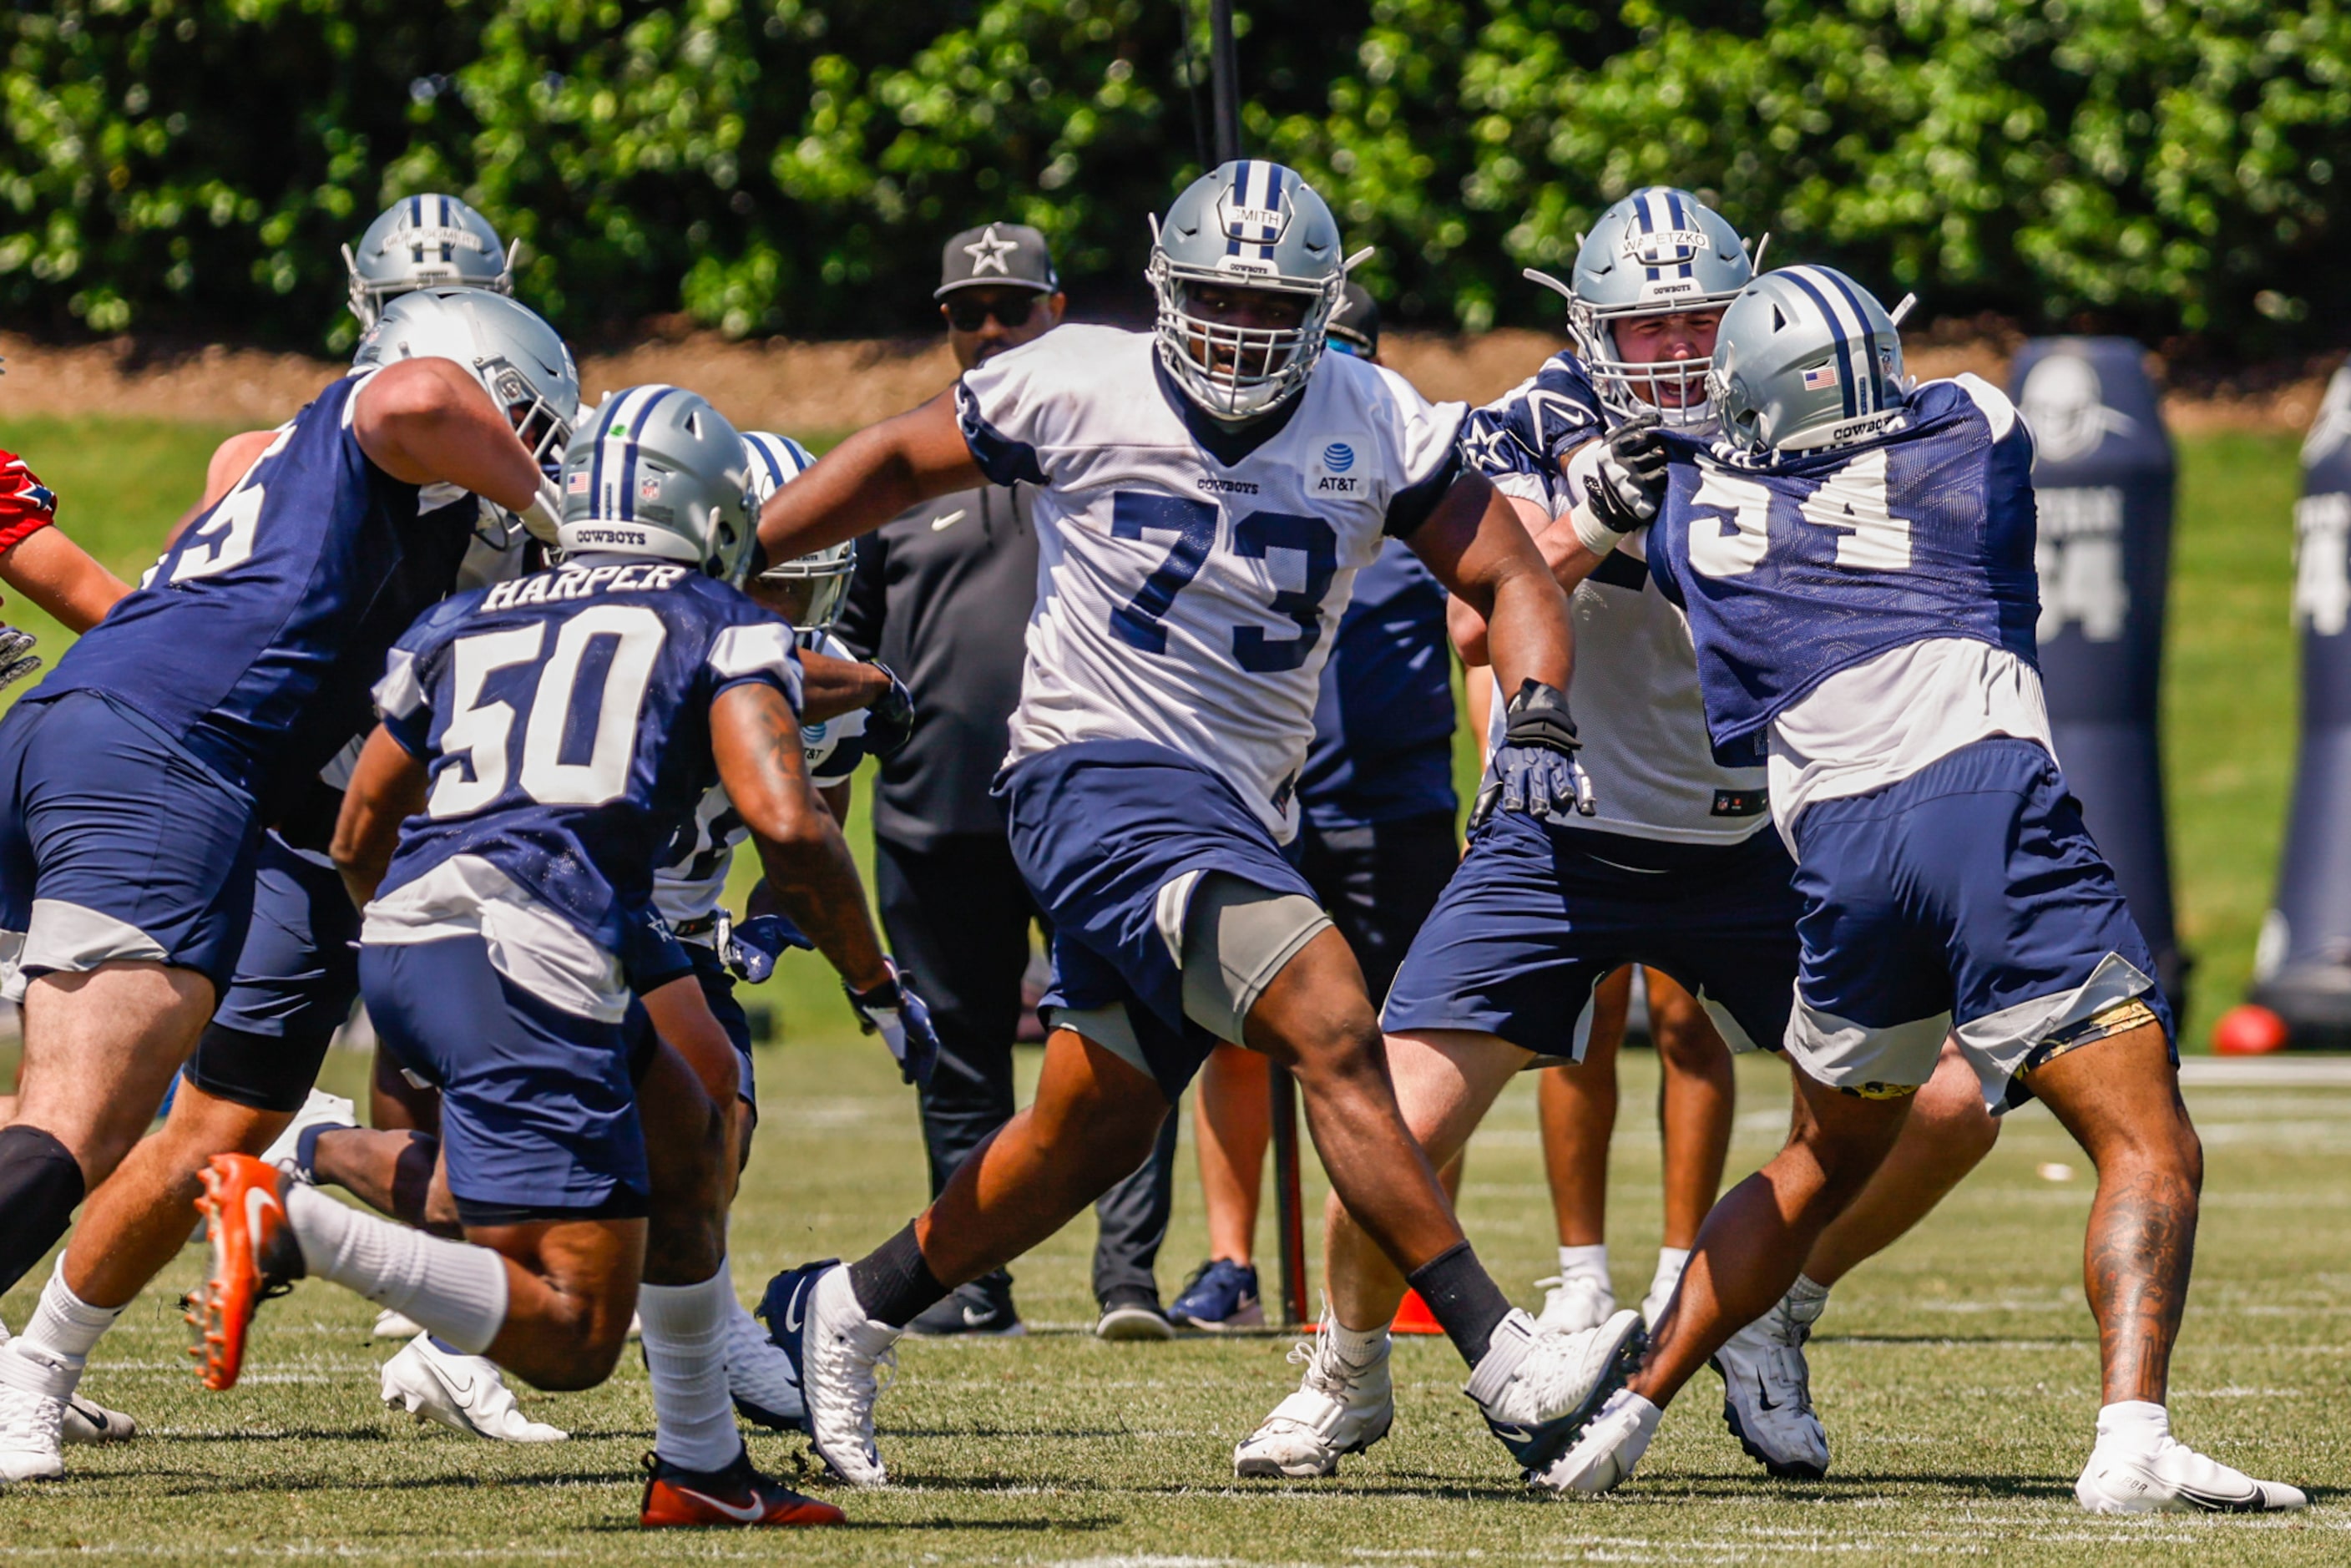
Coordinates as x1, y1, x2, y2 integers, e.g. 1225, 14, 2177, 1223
366, 556, 801, 1013
958, 322, 1466, 841
1463, 350, 1770, 843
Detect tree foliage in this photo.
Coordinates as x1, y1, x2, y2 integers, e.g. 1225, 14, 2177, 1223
3, 0, 2346, 351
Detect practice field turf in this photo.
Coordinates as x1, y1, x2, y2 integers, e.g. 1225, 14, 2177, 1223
3, 1044, 2348, 1563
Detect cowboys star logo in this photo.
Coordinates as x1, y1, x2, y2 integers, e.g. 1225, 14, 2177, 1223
963, 225, 1019, 276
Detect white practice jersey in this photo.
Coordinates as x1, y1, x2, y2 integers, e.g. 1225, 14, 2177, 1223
1471, 397, 1770, 846
964, 324, 1466, 841
652, 628, 863, 930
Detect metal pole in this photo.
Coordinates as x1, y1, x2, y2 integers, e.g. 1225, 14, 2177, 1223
1208, 0, 1241, 165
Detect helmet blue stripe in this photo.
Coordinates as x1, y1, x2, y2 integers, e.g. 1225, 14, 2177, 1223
1632, 190, 1656, 237
615, 387, 677, 521
747, 434, 786, 491
1818, 270, 1887, 416
1664, 188, 1689, 231
1779, 269, 1861, 421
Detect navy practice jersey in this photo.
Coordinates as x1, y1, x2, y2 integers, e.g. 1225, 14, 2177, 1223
41, 373, 478, 816
1644, 376, 2041, 765
1459, 351, 1606, 498
372, 557, 802, 955
1297, 539, 1457, 830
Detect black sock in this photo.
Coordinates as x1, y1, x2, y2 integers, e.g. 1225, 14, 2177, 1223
1408, 1240, 1514, 1368
846, 1221, 949, 1328
0, 1125, 85, 1297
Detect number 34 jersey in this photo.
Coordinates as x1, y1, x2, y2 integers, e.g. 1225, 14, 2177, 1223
1645, 374, 2044, 783
369, 559, 802, 965
958, 324, 1467, 842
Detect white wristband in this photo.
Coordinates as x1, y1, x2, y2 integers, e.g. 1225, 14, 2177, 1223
1566, 500, 1630, 558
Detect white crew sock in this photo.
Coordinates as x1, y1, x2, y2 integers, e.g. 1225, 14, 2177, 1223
18, 1258, 122, 1385
1783, 1271, 1832, 1327
2096, 1399, 2170, 1454
1557, 1243, 1610, 1285
637, 1260, 741, 1473
286, 1183, 508, 1354
1647, 1247, 1691, 1299
1324, 1312, 1388, 1369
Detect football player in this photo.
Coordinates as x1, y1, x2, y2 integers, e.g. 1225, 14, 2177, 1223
1537, 267, 2303, 1514
1235, 186, 1806, 1480
191, 385, 933, 1529
344, 193, 517, 328
0, 286, 576, 1483
747, 159, 1625, 1490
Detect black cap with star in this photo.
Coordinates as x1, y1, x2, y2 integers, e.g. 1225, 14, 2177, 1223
936, 223, 1059, 299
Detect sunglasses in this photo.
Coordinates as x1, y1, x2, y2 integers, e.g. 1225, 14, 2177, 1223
945, 294, 1039, 331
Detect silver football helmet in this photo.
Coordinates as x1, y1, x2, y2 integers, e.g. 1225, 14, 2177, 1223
344, 195, 517, 327
559, 385, 757, 584
1528, 187, 1757, 427
1707, 266, 1909, 458
741, 430, 854, 635
354, 289, 579, 541
1147, 160, 1354, 423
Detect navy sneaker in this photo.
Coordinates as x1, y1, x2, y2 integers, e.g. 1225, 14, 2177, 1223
906, 1270, 1024, 1338
1169, 1258, 1264, 1332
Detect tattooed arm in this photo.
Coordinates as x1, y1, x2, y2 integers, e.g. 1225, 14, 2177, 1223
708, 680, 891, 992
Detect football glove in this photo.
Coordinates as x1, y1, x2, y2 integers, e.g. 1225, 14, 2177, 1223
1580, 411, 1668, 534
718, 910, 813, 986
862, 662, 915, 760
845, 959, 941, 1088
0, 449, 58, 548
1469, 680, 1595, 829
0, 625, 38, 693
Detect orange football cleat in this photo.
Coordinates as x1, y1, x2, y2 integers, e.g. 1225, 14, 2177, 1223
640, 1449, 846, 1528
188, 1154, 296, 1391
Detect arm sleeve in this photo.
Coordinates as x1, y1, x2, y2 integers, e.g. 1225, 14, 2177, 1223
1378, 368, 1470, 539
0, 451, 58, 554
832, 526, 887, 662
954, 334, 1068, 487
708, 618, 805, 712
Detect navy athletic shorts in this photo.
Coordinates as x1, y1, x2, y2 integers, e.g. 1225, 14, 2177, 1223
184, 832, 363, 1113
361, 934, 650, 1225
1382, 808, 1802, 1060
0, 689, 260, 996
1787, 736, 2173, 1110
994, 739, 1319, 1101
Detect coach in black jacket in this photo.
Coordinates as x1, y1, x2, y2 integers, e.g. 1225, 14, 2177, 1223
835, 224, 1181, 1340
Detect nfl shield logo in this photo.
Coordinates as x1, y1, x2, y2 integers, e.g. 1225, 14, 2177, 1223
638, 476, 662, 502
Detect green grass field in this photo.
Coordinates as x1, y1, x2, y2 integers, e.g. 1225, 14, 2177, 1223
0, 415, 2339, 1561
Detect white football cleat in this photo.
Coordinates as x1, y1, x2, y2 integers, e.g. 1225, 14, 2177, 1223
61, 1392, 136, 1445
1533, 1386, 1661, 1496
726, 1300, 806, 1433
1466, 1308, 1645, 1473
1638, 1256, 1686, 1331
258, 1088, 356, 1176
1711, 1297, 1828, 1479
1534, 1274, 1615, 1336
381, 1333, 567, 1443
372, 1308, 426, 1340
761, 1261, 896, 1486
1233, 1319, 1393, 1479
2075, 1434, 2307, 1515
0, 1342, 70, 1482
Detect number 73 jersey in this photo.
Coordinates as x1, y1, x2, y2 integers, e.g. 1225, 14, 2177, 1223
370, 560, 802, 958
1644, 375, 2043, 766
958, 325, 1468, 842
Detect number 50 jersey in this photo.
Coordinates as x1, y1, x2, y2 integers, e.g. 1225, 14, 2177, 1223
369, 559, 802, 965
958, 324, 1467, 842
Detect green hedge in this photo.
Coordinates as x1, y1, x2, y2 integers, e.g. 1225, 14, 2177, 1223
3, 0, 2346, 351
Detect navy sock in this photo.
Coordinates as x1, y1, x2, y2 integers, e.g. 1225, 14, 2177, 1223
291, 1120, 355, 1187
0, 1125, 85, 1297
846, 1222, 949, 1328
1408, 1240, 1514, 1368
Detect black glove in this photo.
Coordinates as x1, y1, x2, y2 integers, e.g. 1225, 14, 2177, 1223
845, 959, 941, 1088
1580, 410, 1669, 534
862, 661, 915, 760
1469, 680, 1595, 829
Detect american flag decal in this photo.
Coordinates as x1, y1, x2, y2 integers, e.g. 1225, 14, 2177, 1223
1802, 365, 1839, 391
